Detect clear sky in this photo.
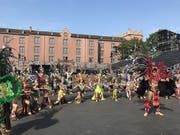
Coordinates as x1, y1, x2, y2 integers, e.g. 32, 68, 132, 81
0, 0, 180, 40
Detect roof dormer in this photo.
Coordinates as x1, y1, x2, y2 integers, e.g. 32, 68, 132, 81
61, 28, 71, 38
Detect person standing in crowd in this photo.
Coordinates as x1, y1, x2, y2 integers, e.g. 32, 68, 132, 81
144, 67, 164, 117
136, 75, 150, 100
21, 80, 32, 115
125, 75, 133, 101
0, 47, 22, 135
73, 78, 86, 104
175, 78, 180, 99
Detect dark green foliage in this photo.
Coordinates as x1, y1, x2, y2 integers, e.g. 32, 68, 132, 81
115, 38, 148, 59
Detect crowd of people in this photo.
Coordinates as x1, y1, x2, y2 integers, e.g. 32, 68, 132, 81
1, 46, 180, 135
0, 59, 180, 134
9, 62, 180, 120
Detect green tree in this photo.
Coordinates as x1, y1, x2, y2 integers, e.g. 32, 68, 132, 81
115, 38, 148, 59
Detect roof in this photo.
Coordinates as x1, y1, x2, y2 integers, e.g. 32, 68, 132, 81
0, 28, 60, 36
0, 27, 123, 42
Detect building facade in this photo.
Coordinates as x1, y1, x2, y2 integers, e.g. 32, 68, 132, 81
117, 29, 143, 40
0, 27, 142, 69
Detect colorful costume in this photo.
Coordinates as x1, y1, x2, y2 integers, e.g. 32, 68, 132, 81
136, 76, 150, 99
175, 79, 180, 99
91, 84, 105, 102
143, 61, 168, 117
112, 80, 119, 102
125, 76, 134, 101
0, 75, 22, 133
54, 86, 66, 104
132, 57, 175, 117
74, 82, 85, 104
0, 46, 22, 134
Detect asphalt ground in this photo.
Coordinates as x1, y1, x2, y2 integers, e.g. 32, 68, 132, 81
10, 94, 180, 135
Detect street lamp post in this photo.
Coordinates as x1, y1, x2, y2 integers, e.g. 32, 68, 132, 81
18, 53, 21, 69
110, 52, 113, 74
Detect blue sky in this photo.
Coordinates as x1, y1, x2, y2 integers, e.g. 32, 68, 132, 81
0, 0, 180, 40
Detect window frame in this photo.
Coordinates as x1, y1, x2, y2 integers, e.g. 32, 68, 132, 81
49, 38, 55, 45
63, 48, 68, 54
34, 46, 40, 53
89, 49, 94, 55
34, 55, 39, 62
3, 36, 10, 43
19, 46, 25, 53
63, 39, 68, 46
19, 37, 25, 44
49, 47, 54, 54
34, 37, 40, 44
49, 56, 54, 62
76, 48, 81, 55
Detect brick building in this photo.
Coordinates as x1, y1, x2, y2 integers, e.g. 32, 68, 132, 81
0, 27, 142, 70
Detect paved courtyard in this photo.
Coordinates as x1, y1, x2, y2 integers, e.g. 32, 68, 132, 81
11, 96, 180, 135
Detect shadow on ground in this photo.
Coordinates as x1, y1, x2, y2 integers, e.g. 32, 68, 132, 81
11, 107, 62, 135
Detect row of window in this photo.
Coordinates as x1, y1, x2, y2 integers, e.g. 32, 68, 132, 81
19, 46, 99, 56
3, 36, 116, 48
32, 56, 97, 63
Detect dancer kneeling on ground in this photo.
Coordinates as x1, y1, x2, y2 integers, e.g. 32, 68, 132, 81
112, 79, 120, 102
54, 85, 66, 105
73, 78, 91, 104
91, 79, 105, 102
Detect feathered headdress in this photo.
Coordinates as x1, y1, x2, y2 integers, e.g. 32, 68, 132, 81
133, 56, 168, 79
